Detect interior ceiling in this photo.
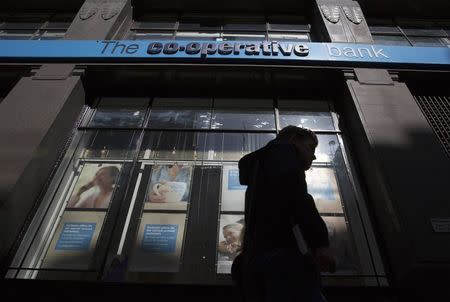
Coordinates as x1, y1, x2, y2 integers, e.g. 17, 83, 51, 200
0, 0, 449, 19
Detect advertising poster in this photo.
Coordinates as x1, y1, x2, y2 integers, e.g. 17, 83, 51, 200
217, 214, 244, 274
144, 164, 193, 211
128, 213, 186, 272
306, 167, 343, 213
66, 163, 121, 209
322, 216, 359, 273
42, 211, 106, 270
221, 165, 246, 212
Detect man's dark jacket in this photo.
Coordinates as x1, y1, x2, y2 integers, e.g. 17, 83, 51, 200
238, 139, 329, 255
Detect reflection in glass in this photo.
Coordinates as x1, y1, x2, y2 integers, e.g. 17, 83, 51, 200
80, 130, 138, 159
322, 216, 359, 273
211, 99, 275, 130
130, 31, 174, 40
148, 98, 212, 129
0, 29, 36, 39
221, 32, 266, 41
268, 32, 310, 41
372, 35, 411, 46
278, 100, 334, 131
175, 31, 220, 41
128, 213, 187, 272
89, 97, 148, 128
144, 164, 193, 211
221, 165, 246, 212
205, 133, 275, 161
306, 166, 342, 213
140, 131, 204, 161
67, 163, 121, 209
217, 215, 244, 274
409, 36, 445, 47
315, 134, 339, 163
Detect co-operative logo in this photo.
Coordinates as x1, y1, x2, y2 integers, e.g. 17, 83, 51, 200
146, 41, 310, 57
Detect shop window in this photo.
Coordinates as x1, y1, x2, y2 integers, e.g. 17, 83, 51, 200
372, 35, 411, 46
409, 36, 446, 47
87, 97, 149, 128
0, 13, 72, 40
127, 13, 312, 42
268, 32, 310, 42
7, 97, 385, 287
147, 98, 212, 129
278, 100, 335, 130
368, 18, 450, 47
211, 98, 275, 130
221, 32, 267, 41
175, 31, 221, 41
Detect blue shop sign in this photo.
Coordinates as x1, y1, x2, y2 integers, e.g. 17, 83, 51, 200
0, 40, 449, 68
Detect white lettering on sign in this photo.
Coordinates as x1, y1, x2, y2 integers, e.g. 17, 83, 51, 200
327, 44, 389, 59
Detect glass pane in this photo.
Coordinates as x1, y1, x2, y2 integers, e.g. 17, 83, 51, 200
80, 130, 139, 159
0, 29, 36, 39
322, 216, 360, 273
368, 25, 400, 34
0, 22, 43, 30
372, 34, 411, 46
175, 31, 220, 40
144, 164, 193, 211
211, 99, 275, 130
268, 23, 310, 32
89, 97, 148, 128
366, 18, 399, 34
221, 164, 246, 212
306, 166, 343, 214
315, 134, 340, 163
221, 32, 266, 41
398, 20, 446, 37
46, 14, 75, 29
223, 16, 266, 31
66, 163, 122, 209
217, 214, 244, 274
130, 31, 174, 40
140, 131, 204, 161
128, 213, 187, 272
204, 133, 275, 161
268, 32, 309, 42
148, 98, 212, 130
132, 14, 178, 30
179, 15, 222, 31
278, 100, 334, 131
267, 15, 309, 32
40, 211, 106, 270
37, 30, 65, 40
409, 36, 445, 47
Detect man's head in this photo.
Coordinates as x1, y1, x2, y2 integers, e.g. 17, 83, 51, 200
276, 125, 318, 170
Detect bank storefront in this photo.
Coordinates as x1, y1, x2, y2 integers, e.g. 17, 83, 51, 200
2, 38, 449, 290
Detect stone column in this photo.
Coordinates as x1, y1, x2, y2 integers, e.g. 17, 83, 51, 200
0, 0, 132, 271
313, 0, 450, 288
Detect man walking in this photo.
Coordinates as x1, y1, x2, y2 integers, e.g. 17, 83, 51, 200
235, 125, 336, 301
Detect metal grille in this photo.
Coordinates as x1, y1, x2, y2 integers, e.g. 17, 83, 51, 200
414, 95, 450, 157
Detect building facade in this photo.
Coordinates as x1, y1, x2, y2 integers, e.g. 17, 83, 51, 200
0, 0, 449, 300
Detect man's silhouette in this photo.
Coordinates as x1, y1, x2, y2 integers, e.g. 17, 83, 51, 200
235, 125, 335, 302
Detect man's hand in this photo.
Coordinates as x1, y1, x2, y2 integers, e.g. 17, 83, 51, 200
314, 247, 336, 273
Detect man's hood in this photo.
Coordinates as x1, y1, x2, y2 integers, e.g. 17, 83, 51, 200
238, 146, 265, 186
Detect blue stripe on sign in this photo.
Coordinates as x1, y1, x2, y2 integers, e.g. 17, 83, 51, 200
0, 40, 449, 68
